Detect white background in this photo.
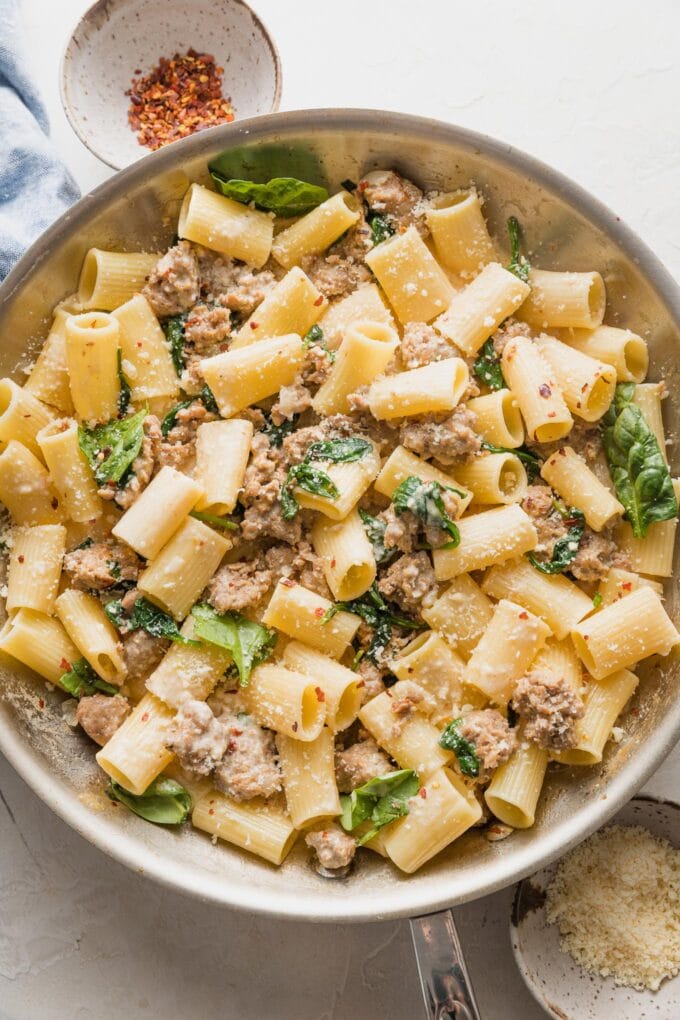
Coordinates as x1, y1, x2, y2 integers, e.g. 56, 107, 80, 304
2, 1, 679, 1016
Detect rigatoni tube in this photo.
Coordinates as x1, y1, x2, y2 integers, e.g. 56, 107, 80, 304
432, 504, 538, 580
281, 641, 362, 732
365, 225, 454, 324
571, 586, 679, 680
367, 357, 469, 420
243, 663, 326, 741
434, 262, 530, 354
464, 598, 551, 705
311, 508, 376, 601
312, 320, 399, 415
501, 334, 573, 442
382, 768, 482, 873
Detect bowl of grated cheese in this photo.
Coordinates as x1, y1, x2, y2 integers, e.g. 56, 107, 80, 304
511, 795, 680, 1018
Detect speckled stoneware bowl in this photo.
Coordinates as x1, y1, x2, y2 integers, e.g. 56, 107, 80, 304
512, 796, 680, 1019
60, 0, 282, 169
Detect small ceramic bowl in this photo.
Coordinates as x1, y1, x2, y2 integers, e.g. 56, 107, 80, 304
60, 0, 282, 169
511, 796, 680, 1019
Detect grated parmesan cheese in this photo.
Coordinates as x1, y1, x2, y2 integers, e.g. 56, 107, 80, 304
545, 824, 680, 991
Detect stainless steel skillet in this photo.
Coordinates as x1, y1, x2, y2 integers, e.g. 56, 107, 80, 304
0, 110, 678, 1018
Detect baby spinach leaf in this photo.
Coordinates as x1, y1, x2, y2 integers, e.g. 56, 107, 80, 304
506, 215, 530, 284
480, 440, 542, 481
306, 437, 372, 464
189, 510, 239, 530
603, 383, 678, 538
339, 769, 420, 845
280, 463, 340, 520
59, 658, 118, 698
78, 407, 147, 487
302, 324, 336, 362
191, 604, 277, 686
368, 213, 395, 246
162, 313, 187, 376
105, 596, 195, 646
392, 475, 461, 549
527, 506, 586, 575
439, 719, 480, 777
473, 338, 505, 390
261, 411, 299, 448
117, 349, 131, 416
161, 399, 193, 437
199, 383, 219, 414
358, 509, 398, 566
107, 777, 192, 825
322, 583, 424, 664
210, 175, 329, 216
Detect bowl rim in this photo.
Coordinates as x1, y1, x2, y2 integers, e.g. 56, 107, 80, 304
58, 0, 283, 170
1, 108, 679, 923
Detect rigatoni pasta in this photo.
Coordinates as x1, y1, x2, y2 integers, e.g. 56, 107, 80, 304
1, 163, 677, 881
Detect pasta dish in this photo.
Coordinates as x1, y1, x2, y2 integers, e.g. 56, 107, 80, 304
0, 167, 677, 876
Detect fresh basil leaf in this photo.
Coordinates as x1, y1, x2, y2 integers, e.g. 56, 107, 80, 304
117, 349, 131, 416
161, 399, 193, 437
527, 506, 585, 575
78, 407, 147, 487
592, 592, 603, 609
106, 596, 196, 646
603, 383, 678, 538
339, 769, 420, 845
506, 215, 530, 284
473, 338, 505, 390
163, 313, 187, 376
261, 411, 299, 448
306, 437, 372, 464
322, 583, 424, 664
59, 657, 118, 698
108, 777, 191, 825
280, 462, 340, 521
191, 604, 277, 686
439, 719, 480, 777
210, 175, 329, 217
392, 475, 461, 549
480, 440, 542, 481
302, 324, 336, 362
368, 213, 395, 246
189, 510, 238, 530
358, 509, 398, 566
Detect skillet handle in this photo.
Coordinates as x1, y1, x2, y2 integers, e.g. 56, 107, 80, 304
409, 909, 480, 1020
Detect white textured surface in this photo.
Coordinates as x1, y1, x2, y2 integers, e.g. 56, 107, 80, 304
3, 1, 679, 1016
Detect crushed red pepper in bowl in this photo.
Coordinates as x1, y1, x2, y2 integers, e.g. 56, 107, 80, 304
126, 48, 235, 151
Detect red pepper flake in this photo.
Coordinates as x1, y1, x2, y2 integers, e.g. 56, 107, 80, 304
292, 721, 298, 732
59, 658, 71, 672
539, 383, 552, 398
17, 555, 24, 563
313, 295, 324, 306
38, 698, 45, 710
622, 582, 633, 591
315, 686, 325, 702
581, 382, 589, 392
330, 558, 337, 568
313, 607, 325, 618
141, 712, 149, 722
419, 787, 427, 799
281, 578, 296, 588
250, 321, 259, 330
208, 808, 215, 816
518, 611, 529, 620
547, 411, 556, 418
126, 49, 236, 152
558, 447, 567, 456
